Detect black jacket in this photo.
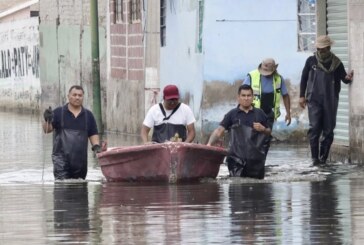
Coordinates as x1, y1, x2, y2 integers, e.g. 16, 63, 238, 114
300, 55, 351, 98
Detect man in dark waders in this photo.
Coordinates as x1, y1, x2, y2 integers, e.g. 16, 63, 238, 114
43, 85, 104, 180
299, 35, 354, 166
207, 85, 271, 179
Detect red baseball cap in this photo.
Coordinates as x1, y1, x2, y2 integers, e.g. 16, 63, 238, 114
163, 84, 179, 100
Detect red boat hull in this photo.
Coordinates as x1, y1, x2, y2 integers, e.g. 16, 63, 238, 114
97, 142, 227, 182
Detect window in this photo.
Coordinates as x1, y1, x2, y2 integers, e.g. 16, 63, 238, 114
297, 0, 316, 52
129, 0, 141, 23
115, 0, 123, 23
160, 0, 166, 46
196, 0, 204, 53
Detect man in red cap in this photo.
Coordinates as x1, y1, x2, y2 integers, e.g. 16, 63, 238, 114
141, 84, 196, 143
299, 35, 354, 166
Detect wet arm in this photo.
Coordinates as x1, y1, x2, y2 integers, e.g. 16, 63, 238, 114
282, 94, 291, 126
253, 122, 271, 135
42, 121, 54, 133
141, 125, 151, 143
89, 134, 100, 146
207, 126, 225, 146
337, 63, 353, 84
299, 58, 310, 98
185, 123, 196, 143
299, 58, 311, 109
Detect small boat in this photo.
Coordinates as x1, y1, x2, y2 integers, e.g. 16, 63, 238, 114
97, 142, 227, 182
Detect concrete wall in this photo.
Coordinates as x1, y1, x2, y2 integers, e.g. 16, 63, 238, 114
144, 0, 160, 116
105, 0, 146, 134
348, 0, 364, 163
0, 18, 40, 112
39, 0, 107, 119
160, 0, 204, 136
161, 0, 310, 143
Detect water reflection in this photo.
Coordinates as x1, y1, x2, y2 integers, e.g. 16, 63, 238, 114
309, 180, 345, 244
2, 111, 364, 244
98, 182, 222, 244
228, 183, 276, 243
53, 182, 90, 243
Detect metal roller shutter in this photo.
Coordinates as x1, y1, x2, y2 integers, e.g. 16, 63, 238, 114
327, 0, 349, 146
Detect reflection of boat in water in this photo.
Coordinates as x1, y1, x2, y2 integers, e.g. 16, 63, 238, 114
100, 182, 221, 207
97, 142, 227, 183
98, 182, 222, 244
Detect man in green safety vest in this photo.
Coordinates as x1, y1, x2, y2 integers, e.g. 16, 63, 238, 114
243, 58, 291, 154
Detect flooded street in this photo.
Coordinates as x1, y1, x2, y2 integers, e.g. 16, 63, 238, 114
1, 111, 364, 244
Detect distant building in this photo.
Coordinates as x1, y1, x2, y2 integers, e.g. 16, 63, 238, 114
0, 0, 40, 112
35, 0, 364, 163
0, 0, 39, 23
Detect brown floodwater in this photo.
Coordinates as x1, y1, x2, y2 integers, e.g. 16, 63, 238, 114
0, 111, 364, 244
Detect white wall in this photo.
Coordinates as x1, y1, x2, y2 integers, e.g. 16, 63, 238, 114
0, 17, 40, 111
160, 0, 203, 119
160, 0, 312, 139
203, 0, 309, 84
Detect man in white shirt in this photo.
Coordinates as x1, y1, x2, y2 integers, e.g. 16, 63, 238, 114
141, 84, 196, 143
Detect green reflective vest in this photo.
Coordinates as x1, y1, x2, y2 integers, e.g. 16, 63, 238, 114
249, 69, 282, 119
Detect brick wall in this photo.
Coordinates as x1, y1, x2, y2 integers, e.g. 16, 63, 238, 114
109, 0, 144, 81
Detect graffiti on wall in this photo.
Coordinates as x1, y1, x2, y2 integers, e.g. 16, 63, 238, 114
0, 18, 41, 110
0, 45, 39, 79
0, 17, 39, 81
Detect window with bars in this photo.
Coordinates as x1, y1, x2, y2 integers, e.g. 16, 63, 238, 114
160, 0, 166, 47
129, 0, 141, 23
297, 0, 316, 52
196, 0, 204, 53
114, 0, 123, 23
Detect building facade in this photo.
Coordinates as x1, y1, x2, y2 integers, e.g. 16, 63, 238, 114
13, 0, 364, 162
0, 0, 40, 112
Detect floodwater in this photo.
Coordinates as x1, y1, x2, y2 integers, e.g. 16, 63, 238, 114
1, 111, 364, 244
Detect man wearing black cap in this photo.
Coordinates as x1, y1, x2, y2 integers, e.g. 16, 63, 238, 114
300, 35, 354, 166
141, 84, 196, 143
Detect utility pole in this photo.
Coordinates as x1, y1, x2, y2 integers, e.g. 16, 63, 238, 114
90, 0, 103, 133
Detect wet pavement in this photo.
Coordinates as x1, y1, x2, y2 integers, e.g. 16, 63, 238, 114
1, 111, 364, 244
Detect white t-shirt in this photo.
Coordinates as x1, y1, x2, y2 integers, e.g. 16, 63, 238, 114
143, 102, 196, 128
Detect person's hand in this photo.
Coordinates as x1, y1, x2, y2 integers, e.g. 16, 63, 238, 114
92, 144, 102, 153
43, 106, 53, 122
299, 97, 306, 109
101, 141, 108, 151
345, 70, 354, 81
285, 114, 291, 126
253, 122, 266, 133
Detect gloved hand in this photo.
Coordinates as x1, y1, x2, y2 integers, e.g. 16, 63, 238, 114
43, 106, 53, 122
92, 144, 102, 153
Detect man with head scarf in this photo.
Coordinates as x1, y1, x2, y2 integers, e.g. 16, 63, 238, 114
141, 84, 196, 143
299, 35, 354, 166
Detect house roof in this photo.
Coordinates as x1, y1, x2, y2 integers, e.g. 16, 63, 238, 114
0, 0, 28, 13
0, 0, 38, 18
